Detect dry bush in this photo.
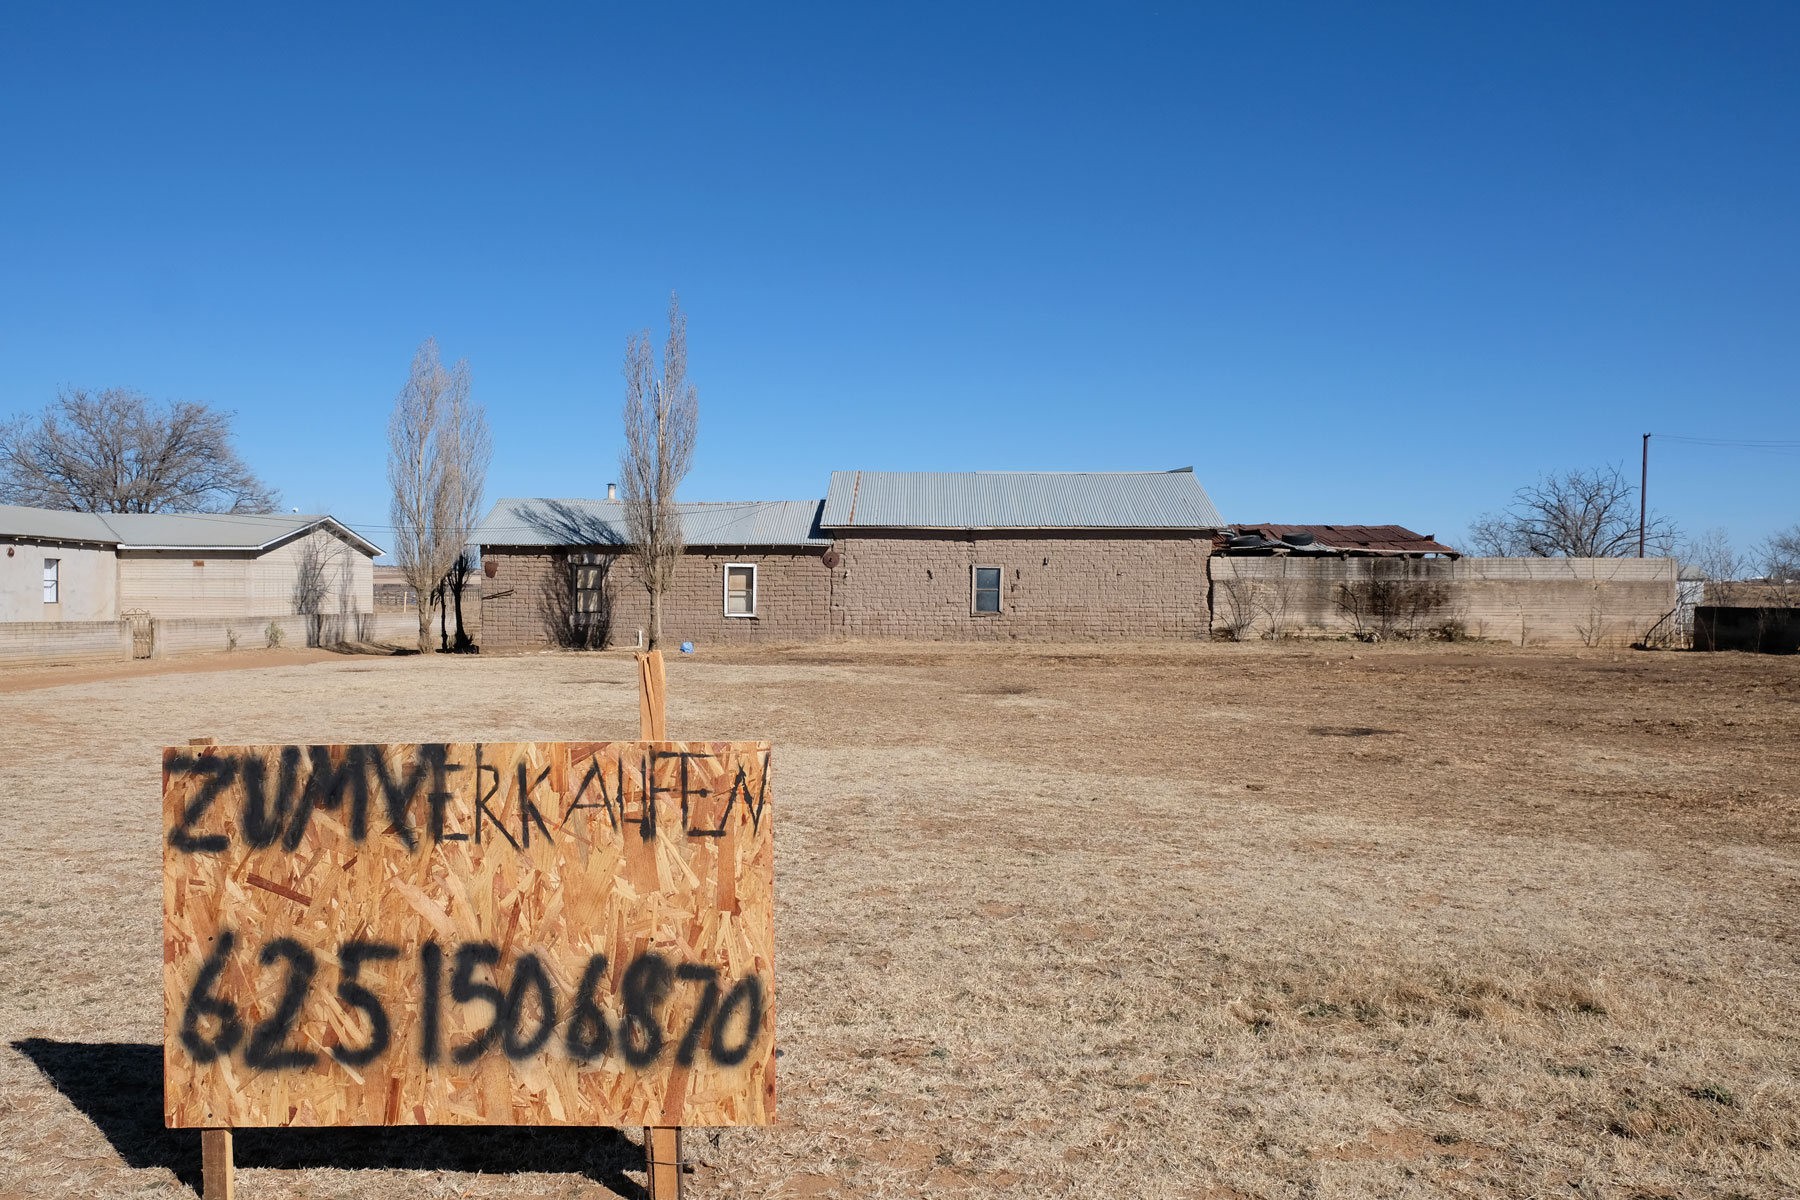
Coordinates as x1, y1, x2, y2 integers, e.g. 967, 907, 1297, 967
1334, 571, 1452, 640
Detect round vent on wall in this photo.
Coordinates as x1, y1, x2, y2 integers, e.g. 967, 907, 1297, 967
822, 550, 841, 569
483, 560, 498, 578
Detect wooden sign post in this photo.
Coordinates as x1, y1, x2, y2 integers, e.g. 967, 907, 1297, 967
164, 651, 773, 1198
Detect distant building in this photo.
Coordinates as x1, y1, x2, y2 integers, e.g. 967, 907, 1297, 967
0, 504, 382, 624
475, 468, 1226, 648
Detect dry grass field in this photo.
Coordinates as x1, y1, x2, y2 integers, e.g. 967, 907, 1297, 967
1, 640, 1797, 1199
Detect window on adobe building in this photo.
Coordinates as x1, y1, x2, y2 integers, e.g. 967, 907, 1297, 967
43, 558, 60, 604
972, 565, 1001, 614
724, 563, 757, 617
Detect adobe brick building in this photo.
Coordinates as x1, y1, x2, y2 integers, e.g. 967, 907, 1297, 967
476, 498, 832, 649
474, 469, 1224, 650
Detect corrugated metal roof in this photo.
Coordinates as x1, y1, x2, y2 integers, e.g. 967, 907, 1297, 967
0, 504, 117, 544
819, 469, 1225, 529
0, 504, 384, 556
1233, 524, 1459, 556
475, 498, 830, 548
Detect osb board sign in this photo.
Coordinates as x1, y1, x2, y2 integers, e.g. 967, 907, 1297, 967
162, 741, 774, 1129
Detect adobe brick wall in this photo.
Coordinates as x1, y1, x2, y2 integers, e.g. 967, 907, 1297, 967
480, 546, 832, 650
831, 531, 1212, 640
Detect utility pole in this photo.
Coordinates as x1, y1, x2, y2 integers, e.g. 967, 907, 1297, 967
1639, 433, 1650, 558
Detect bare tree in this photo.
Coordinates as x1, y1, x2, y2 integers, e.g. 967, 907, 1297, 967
0, 387, 278, 512
1465, 464, 1677, 558
443, 551, 478, 652
1752, 524, 1800, 609
1762, 525, 1800, 584
439, 376, 491, 652
1679, 527, 1744, 582
619, 294, 699, 650
387, 339, 490, 653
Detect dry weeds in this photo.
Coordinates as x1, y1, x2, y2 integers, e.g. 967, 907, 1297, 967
1, 640, 1796, 1198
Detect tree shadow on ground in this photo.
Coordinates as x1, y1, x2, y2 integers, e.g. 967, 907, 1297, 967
12, 1039, 647, 1198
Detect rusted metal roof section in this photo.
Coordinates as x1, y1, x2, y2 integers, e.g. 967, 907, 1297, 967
819, 469, 1225, 530
475, 498, 830, 548
1230, 524, 1460, 557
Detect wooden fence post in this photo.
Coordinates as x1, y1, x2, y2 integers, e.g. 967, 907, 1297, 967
189, 736, 235, 1200
637, 650, 682, 1198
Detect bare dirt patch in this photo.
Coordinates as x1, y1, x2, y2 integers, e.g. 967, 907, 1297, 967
0, 646, 362, 694
1, 641, 1796, 1198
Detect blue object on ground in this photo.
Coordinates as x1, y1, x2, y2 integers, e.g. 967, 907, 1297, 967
680, 642, 695, 654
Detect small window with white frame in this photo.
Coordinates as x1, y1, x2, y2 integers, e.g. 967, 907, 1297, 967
724, 563, 757, 617
43, 558, 60, 604
972, 565, 1001, 614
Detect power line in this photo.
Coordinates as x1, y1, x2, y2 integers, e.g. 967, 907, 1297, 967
1651, 433, 1800, 455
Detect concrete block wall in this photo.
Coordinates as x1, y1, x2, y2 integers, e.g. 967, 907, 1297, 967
479, 547, 833, 650
832, 531, 1212, 641
1209, 556, 1678, 646
0, 619, 132, 668
153, 614, 311, 656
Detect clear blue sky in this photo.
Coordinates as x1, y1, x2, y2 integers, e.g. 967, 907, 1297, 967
2, 3, 1795, 554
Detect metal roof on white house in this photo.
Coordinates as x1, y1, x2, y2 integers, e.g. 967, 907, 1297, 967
475, 498, 831, 548
819, 469, 1225, 530
0, 504, 385, 556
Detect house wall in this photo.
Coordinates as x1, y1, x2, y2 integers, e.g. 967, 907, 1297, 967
480, 546, 832, 650
1209, 556, 1678, 646
117, 529, 374, 619
0, 541, 118, 622
831, 530, 1212, 641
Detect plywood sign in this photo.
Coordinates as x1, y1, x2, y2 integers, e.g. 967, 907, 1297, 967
162, 741, 775, 1129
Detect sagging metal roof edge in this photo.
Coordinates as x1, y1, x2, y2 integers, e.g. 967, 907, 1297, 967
813, 524, 1222, 533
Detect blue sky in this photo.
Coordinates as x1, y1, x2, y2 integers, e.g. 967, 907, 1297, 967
1, 3, 1795, 554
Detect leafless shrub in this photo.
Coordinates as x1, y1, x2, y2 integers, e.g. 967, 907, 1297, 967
1213, 561, 1259, 641
1335, 570, 1451, 640
1467, 464, 1677, 558
619, 294, 699, 650
0, 387, 277, 513
1256, 562, 1299, 639
387, 338, 491, 653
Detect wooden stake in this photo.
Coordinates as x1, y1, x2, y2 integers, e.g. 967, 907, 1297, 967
638, 648, 667, 741
637, 651, 682, 1198
190, 737, 235, 1200
646, 1123, 683, 1199
201, 1130, 234, 1200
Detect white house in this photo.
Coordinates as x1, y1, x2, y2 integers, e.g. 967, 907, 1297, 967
0, 505, 383, 624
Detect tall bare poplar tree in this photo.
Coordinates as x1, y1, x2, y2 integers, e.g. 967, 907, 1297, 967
387, 338, 490, 652
620, 294, 699, 650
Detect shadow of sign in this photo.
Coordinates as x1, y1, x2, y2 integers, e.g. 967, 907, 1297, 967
12, 1038, 648, 1198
